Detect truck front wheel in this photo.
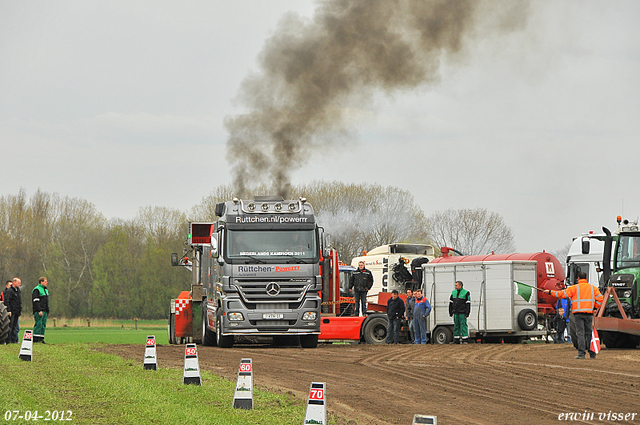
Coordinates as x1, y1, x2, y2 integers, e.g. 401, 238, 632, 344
201, 308, 216, 346
216, 313, 234, 348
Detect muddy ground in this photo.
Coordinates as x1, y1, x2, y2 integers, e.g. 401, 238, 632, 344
99, 342, 640, 425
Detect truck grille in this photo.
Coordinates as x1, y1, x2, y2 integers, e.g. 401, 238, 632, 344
234, 279, 310, 305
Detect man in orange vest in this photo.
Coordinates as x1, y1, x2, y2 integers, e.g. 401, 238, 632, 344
544, 271, 603, 359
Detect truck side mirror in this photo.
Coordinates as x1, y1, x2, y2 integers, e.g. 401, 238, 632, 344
211, 234, 219, 257
171, 253, 179, 267
581, 238, 590, 255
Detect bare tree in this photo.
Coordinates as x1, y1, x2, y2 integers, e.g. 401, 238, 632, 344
297, 182, 430, 262
426, 208, 516, 255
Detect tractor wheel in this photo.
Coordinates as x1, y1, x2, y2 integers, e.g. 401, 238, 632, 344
0, 303, 9, 345
601, 330, 640, 349
362, 315, 387, 344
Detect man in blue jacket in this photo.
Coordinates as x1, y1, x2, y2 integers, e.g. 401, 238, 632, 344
413, 288, 431, 344
385, 290, 405, 344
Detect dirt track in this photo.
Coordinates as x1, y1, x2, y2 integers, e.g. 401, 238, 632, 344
99, 342, 640, 425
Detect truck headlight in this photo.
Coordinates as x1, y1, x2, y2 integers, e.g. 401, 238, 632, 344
228, 312, 244, 321
303, 312, 317, 321
623, 290, 632, 298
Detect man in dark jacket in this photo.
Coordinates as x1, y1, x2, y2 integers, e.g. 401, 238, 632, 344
405, 288, 415, 342
32, 277, 50, 343
386, 290, 405, 344
449, 280, 471, 344
6, 277, 22, 344
1, 280, 12, 304
349, 261, 374, 317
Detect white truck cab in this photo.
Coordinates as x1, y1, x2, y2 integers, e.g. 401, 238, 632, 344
566, 232, 611, 287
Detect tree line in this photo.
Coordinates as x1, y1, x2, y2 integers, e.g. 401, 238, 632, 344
0, 184, 515, 319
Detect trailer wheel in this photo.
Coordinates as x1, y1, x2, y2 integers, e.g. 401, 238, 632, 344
201, 308, 216, 346
168, 313, 177, 345
300, 334, 319, 348
362, 315, 387, 344
517, 309, 537, 331
433, 326, 453, 344
215, 313, 234, 348
0, 303, 10, 345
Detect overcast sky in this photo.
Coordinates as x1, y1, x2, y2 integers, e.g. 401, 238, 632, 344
1, 1, 639, 255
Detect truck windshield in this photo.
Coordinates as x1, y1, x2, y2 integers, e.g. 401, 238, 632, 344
615, 234, 640, 270
225, 229, 318, 261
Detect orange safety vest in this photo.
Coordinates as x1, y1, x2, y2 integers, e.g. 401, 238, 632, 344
551, 279, 604, 314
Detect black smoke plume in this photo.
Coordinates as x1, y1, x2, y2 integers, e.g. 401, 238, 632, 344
225, 0, 529, 198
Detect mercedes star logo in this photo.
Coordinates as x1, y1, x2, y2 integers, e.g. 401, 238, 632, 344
266, 282, 281, 297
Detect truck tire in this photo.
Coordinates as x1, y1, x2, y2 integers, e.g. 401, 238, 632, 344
168, 313, 177, 345
0, 303, 9, 345
433, 326, 453, 344
300, 334, 319, 348
201, 308, 216, 346
517, 309, 537, 331
362, 315, 387, 344
215, 313, 234, 348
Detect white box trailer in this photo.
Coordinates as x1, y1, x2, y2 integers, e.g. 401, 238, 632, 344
422, 260, 546, 344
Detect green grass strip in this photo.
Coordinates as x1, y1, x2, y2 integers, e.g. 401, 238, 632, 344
1, 343, 332, 425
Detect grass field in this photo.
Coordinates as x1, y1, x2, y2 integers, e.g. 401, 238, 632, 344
13, 319, 170, 345
1, 336, 336, 425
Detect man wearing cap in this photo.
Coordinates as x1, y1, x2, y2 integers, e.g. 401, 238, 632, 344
32, 277, 50, 343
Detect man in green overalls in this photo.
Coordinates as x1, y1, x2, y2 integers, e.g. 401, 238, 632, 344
449, 280, 471, 344
32, 277, 49, 343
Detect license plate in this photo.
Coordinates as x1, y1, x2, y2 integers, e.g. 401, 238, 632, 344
262, 313, 284, 319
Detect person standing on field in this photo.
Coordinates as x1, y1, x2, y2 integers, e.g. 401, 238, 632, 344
349, 261, 374, 317
545, 271, 603, 359
1, 280, 12, 304
385, 290, 405, 344
405, 288, 415, 342
449, 280, 471, 344
32, 277, 50, 343
412, 288, 431, 344
6, 277, 22, 343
